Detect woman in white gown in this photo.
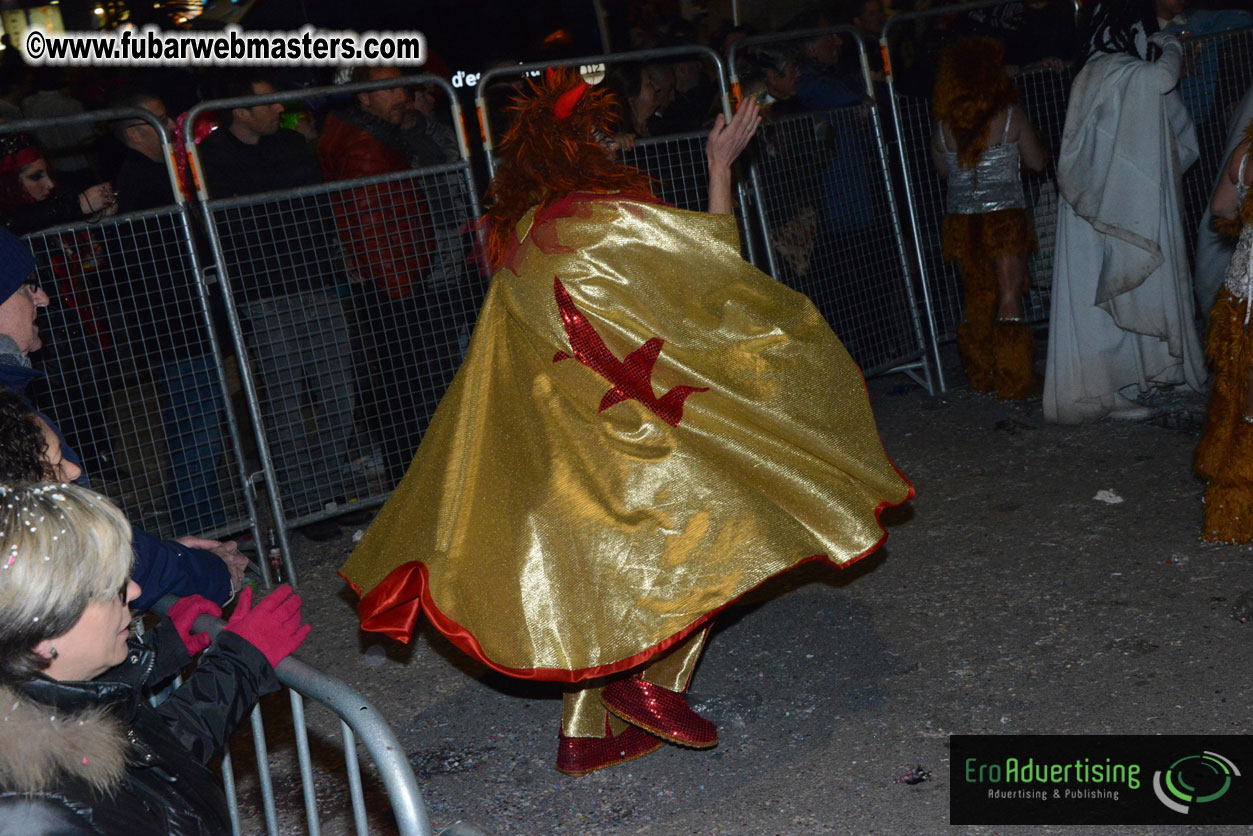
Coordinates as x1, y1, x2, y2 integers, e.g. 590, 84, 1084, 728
1044, 0, 1206, 423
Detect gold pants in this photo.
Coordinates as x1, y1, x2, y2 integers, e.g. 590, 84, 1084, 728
561, 626, 710, 738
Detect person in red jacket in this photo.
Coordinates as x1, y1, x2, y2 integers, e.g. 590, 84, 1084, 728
318, 66, 464, 484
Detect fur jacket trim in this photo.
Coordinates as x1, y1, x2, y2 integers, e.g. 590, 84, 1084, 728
0, 684, 127, 795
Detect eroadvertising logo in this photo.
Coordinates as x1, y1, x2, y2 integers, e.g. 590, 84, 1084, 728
950, 736, 1253, 825
1152, 751, 1240, 814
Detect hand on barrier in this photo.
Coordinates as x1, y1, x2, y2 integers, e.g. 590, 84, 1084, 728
176, 535, 250, 596
168, 595, 222, 656
223, 585, 311, 668
79, 182, 118, 217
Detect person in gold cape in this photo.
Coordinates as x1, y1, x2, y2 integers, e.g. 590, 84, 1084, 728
339, 67, 914, 775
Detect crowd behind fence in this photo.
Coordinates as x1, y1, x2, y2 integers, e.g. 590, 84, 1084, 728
2, 8, 1252, 834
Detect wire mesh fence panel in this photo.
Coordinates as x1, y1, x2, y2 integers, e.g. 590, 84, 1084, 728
1179, 25, 1253, 267
204, 167, 486, 525
20, 209, 252, 540
619, 131, 711, 212
749, 105, 924, 375
888, 64, 1070, 344
621, 132, 767, 269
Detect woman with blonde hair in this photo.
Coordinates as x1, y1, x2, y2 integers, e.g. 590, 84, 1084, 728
931, 37, 1048, 399
0, 482, 309, 835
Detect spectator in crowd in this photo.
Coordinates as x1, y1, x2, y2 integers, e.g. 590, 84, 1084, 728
1044, 0, 1206, 423
0, 132, 122, 485
604, 62, 674, 139
110, 89, 178, 212
198, 71, 360, 540
0, 133, 116, 233
646, 20, 719, 134
740, 45, 803, 114
850, 0, 887, 42
0, 481, 309, 835
20, 68, 95, 187
0, 228, 245, 609
932, 37, 1049, 400
651, 56, 718, 134
0, 67, 29, 122
109, 90, 234, 535
785, 10, 865, 112
0, 35, 23, 85
318, 65, 463, 485
739, 46, 818, 299
839, 0, 887, 80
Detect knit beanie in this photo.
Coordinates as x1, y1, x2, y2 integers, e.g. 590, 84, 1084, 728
0, 227, 37, 306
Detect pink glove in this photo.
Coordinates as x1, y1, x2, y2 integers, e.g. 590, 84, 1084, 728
167, 595, 222, 656
223, 585, 311, 668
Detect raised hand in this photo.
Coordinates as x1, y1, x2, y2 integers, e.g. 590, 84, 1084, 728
706, 97, 762, 173
705, 98, 762, 215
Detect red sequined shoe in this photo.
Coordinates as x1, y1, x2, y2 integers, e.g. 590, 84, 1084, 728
556, 723, 665, 776
601, 677, 718, 748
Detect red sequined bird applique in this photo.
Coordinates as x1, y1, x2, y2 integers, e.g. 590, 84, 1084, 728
551, 277, 708, 426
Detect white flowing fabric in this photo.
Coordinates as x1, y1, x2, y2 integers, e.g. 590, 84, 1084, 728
1045, 35, 1207, 424
1193, 84, 1253, 319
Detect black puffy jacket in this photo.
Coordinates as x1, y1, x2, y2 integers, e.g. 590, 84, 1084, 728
0, 621, 280, 836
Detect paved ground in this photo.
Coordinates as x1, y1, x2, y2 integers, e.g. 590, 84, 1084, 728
232, 363, 1253, 836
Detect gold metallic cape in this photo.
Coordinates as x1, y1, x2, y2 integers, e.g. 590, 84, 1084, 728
340, 194, 912, 682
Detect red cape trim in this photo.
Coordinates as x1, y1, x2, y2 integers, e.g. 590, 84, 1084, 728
339, 478, 912, 684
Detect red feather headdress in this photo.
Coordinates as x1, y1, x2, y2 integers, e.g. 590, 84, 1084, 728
482, 66, 655, 272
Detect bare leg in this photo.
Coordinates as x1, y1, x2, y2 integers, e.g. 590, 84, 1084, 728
995, 252, 1029, 320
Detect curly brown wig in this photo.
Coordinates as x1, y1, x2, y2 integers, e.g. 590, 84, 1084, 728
0, 390, 50, 483
483, 67, 656, 272
932, 37, 1019, 170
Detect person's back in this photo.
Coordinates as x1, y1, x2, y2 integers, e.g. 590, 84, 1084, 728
938, 106, 1047, 216
932, 38, 1049, 401
1044, 0, 1206, 423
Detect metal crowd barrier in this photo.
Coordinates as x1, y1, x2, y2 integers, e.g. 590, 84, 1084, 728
150, 596, 434, 836
0, 110, 261, 548
728, 28, 933, 384
187, 75, 485, 587
475, 46, 764, 265
1178, 25, 1253, 269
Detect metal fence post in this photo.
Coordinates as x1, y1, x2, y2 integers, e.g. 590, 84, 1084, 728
186, 76, 485, 587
